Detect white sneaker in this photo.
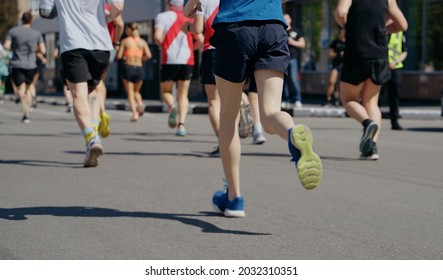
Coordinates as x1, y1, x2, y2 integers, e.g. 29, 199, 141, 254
295, 101, 302, 108
252, 132, 266, 145
281, 101, 290, 109
238, 104, 252, 138
83, 137, 104, 167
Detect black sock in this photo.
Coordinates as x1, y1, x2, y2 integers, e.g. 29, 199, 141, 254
362, 119, 372, 129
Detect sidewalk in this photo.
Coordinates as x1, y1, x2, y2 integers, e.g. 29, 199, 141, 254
3, 93, 442, 120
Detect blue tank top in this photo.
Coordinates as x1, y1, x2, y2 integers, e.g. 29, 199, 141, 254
213, 0, 287, 28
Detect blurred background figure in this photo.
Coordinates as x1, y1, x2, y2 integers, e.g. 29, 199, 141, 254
323, 27, 345, 107
117, 22, 152, 122
282, 13, 305, 109
380, 31, 408, 130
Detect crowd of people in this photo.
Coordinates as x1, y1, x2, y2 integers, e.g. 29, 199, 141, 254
0, 0, 408, 218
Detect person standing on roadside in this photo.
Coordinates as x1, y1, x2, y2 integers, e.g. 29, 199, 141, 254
3, 12, 46, 124
335, 0, 408, 160
323, 27, 345, 107
282, 13, 305, 109
380, 31, 407, 131
39, 0, 124, 167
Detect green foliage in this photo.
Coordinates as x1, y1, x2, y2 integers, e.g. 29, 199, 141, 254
0, 0, 18, 42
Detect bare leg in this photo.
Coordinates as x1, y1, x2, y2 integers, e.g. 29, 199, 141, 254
67, 80, 93, 131
215, 75, 243, 200
133, 81, 144, 115
96, 80, 107, 114
340, 80, 381, 142
205, 83, 220, 135
123, 79, 138, 121
326, 69, 338, 102
161, 81, 175, 109
16, 83, 31, 117
255, 70, 294, 139
176, 79, 191, 126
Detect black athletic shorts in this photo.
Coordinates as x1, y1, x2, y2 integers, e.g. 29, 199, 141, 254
244, 73, 257, 94
199, 49, 216, 85
210, 21, 289, 83
61, 49, 110, 93
11, 68, 37, 86
341, 57, 391, 86
122, 65, 145, 83
160, 64, 193, 82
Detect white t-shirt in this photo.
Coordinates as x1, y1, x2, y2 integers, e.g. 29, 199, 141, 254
196, 0, 219, 51
155, 10, 194, 65
39, 0, 124, 54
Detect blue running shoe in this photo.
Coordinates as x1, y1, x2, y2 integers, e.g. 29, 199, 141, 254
212, 189, 228, 213
288, 125, 322, 190
212, 180, 245, 218
176, 125, 186, 137
225, 197, 245, 218
360, 121, 378, 155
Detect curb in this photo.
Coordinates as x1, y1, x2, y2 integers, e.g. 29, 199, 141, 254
4, 94, 443, 121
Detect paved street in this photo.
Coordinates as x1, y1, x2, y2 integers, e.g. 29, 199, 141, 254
0, 99, 442, 260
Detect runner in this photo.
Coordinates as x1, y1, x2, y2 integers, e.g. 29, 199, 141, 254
40, 0, 124, 167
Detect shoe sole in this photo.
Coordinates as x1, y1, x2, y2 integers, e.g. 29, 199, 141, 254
360, 154, 380, 160
168, 108, 177, 128
360, 123, 378, 155
175, 128, 186, 137
83, 144, 104, 168
253, 135, 266, 145
212, 203, 246, 218
99, 113, 111, 138
291, 125, 322, 190
224, 209, 246, 218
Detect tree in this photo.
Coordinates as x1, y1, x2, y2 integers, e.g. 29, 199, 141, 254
0, 0, 18, 42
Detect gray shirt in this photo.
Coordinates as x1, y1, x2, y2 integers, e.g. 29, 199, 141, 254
39, 0, 123, 54
6, 26, 44, 69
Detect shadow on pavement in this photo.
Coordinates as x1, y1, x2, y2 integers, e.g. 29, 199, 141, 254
406, 127, 443, 133
0, 206, 271, 236
0, 159, 80, 168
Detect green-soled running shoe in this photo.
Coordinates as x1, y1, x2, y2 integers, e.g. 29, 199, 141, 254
289, 125, 322, 190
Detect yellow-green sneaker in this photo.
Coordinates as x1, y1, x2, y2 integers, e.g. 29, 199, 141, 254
98, 111, 111, 138
289, 125, 322, 190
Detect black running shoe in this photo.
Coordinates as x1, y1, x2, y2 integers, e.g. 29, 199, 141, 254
209, 146, 220, 157
360, 121, 378, 155
21, 115, 30, 124
360, 143, 379, 160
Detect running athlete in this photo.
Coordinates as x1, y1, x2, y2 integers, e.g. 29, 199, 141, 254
184, 0, 220, 154
3, 12, 46, 124
335, 0, 408, 160
40, 0, 124, 167
187, 0, 323, 218
154, 0, 201, 137
117, 22, 152, 122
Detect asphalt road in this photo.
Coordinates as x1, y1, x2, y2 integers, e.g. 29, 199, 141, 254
0, 100, 442, 260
